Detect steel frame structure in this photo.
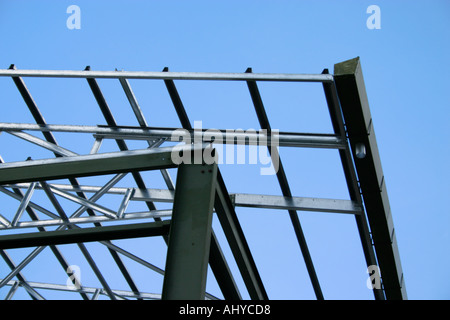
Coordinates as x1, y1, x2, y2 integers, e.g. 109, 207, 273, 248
0, 57, 406, 300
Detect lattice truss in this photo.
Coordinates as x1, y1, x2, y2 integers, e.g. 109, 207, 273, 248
0, 58, 405, 300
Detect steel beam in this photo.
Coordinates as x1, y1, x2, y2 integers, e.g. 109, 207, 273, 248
0, 246, 46, 289
214, 170, 268, 300
0, 186, 59, 219
6, 131, 78, 157
1, 279, 162, 300
1, 210, 171, 230
162, 74, 267, 300
0, 68, 334, 83
245, 68, 323, 300
0, 122, 346, 149
118, 76, 149, 127
334, 57, 406, 300
0, 250, 39, 300
233, 193, 362, 214
4, 183, 363, 215
163, 67, 193, 130
0, 192, 362, 231
0, 145, 204, 185
322, 68, 384, 300
48, 185, 118, 219
11, 182, 37, 226
209, 231, 242, 300
0, 221, 170, 250
118, 75, 176, 191
162, 163, 217, 300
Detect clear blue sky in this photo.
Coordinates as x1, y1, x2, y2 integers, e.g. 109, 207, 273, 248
0, 0, 449, 300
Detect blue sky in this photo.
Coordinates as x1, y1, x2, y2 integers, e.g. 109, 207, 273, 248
0, 0, 449, 300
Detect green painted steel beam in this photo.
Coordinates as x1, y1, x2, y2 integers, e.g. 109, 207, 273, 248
214, 170, 268, 300
162, 162, 218, 300
0, 145, 206, 185
0, 221, 170, 250
334, 57, 406, 300
209, 231, 242, 300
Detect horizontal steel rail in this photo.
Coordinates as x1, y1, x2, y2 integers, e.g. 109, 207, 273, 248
0, 68, 333, 82
0, 145, 209, 185
1, 279, 220, 300
0, 122, 346, 149
3, 183, 363, 214
1, 279, 161, 300
0, 194, 362, 231
0, 210, 172, 230
0, 221, 171, 250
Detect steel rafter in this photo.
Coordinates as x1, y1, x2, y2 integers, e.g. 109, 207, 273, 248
334, 57, 406, 300
0, 221, 171, 250
321, 68, 384, 300
245, 68, 323, 300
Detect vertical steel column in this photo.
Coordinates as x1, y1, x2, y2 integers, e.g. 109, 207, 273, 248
162, 162, 218, 300
334, 57, 406, 300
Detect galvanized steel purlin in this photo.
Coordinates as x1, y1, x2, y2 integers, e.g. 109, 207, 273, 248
2, 279, 163, 300
0, 122, 346, 149
0, 190, 362, 232
0, 220, 171, 250
0, 68, 334, 82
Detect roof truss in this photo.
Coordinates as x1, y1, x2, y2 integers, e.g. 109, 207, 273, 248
0, 58, 405, 300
